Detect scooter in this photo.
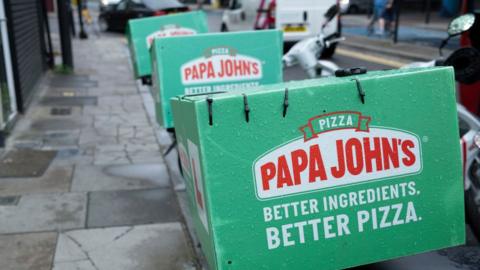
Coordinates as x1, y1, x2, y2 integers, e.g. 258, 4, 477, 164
403, 13, 480, 240
282, 4, 344, 78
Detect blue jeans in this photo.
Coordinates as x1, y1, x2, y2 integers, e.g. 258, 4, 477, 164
368, 5, 386, 32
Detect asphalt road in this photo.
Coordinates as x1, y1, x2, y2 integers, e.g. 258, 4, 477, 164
284, 48, 394, 81
206, 10, 398, 81
204, 10, 480, 270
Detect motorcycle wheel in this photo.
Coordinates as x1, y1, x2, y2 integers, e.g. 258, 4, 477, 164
221, 23, 229, 32
320, 43, 337, 59
465, 188, 480, 241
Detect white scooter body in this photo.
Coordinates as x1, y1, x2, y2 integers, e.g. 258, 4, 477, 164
401, 60, 437, 69
403, 61, 480, 230
283, 34, 342, 78
458, 104, 480, 196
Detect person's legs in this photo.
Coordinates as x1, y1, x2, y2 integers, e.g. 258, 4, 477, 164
368, 7, 381, 34
382, 7, 394, 34
377, 18, 385, 34
374, 6, 386, 35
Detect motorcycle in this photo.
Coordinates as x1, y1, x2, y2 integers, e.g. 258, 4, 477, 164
282, 4, 344, 78
403, 13, 480, 240
287, 10, 480, 239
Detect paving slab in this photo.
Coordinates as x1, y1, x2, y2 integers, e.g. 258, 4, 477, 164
128, 150, 164, 164
46, 86, 91, 97
93, 113, 150, 128
87, 188, 181, 228
53, 223, 196, 270
87, 86, 138, 96
50, 75, 98, 88
0, 232, 57, 270
0, 164, 73, 196
0, 149, 57, 177
92, 145, 163, 165
29, 106, 83, 118
11, 130, 82, 150
40, 96, 98, 107
53, 148, 95, 166
41, 131, 81, 149
50, 107, 72, 116
31, 118, 84, 132
0, 192, 87, 234
79, 127, 118, 148
93, 149, 130, 166
71, 163, 170, 192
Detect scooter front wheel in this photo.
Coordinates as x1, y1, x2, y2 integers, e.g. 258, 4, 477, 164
466, 188, 480, 241
320, 43, 337, 59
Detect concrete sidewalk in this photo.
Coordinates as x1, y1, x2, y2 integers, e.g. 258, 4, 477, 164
0, 31, 198, 270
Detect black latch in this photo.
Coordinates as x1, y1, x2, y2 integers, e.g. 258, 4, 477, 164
352, 78, 366, 104
283, 88, 289, 118
207, 97, 213, 126
243, 94, 250, 123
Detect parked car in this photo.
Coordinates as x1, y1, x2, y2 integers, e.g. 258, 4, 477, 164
98, 0, 189, 32
221, 0, 348, 58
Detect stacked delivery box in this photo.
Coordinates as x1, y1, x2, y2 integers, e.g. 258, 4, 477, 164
150, 30, 283, 129
127, 11, 208, 81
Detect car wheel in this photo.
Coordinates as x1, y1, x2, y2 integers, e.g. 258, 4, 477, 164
466, 188, 480, 241
221, 23, 229, 32
98, 16, 109, 32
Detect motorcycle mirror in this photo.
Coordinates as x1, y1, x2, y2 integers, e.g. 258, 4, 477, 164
324, 4, 339, 23
440, 14, 476, 56
444, 47, 480, 85
447, 13, 476, 36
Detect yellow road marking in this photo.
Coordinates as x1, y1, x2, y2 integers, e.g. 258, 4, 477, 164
63, 91, 75, 97
336, 48, 407, 68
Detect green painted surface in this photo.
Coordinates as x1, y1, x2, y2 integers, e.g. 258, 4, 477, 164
126, 11, 208, 78
152, 30, 283, 128
171, 67, 465, 270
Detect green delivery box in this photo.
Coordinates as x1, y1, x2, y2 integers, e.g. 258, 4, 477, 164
127, 11, 208, 79
171, 67, 465, 270
151, 30, 283, 129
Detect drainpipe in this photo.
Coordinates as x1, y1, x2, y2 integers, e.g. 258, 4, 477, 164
57, 0, 74, 69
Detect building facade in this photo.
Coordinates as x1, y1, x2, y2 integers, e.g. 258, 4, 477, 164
0, 0, 48, 146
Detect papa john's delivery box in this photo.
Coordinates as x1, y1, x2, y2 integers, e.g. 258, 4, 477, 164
171, 67, 465, 270
150, 29, 283, 129
127, 11, 208, 80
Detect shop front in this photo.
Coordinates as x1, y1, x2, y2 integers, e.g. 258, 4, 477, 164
0, 0, 18, 146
